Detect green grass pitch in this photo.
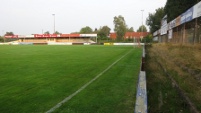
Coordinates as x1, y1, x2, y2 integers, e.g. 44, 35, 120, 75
0, 45, 142, 113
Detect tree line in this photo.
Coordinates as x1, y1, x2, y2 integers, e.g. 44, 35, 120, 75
79, 15, 147, 41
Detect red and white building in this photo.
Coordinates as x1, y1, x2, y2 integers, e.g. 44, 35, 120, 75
4, 34, 97, 45
4, 32, 149, 45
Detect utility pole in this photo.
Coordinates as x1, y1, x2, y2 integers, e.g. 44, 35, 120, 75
141, 10, 144, 33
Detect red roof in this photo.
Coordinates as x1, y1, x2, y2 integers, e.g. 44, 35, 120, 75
110, 32, 149, 39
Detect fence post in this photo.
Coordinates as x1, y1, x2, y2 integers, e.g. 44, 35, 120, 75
182, 24, 186, 45
176, 27, 178, 43
194, 18, 198, 44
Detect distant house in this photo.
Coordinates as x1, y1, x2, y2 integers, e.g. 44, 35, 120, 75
109, 32, 149, 40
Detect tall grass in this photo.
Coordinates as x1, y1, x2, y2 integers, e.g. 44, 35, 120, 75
146, 44, 201, 112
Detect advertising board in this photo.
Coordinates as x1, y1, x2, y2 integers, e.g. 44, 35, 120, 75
168, 29, 173, 39
26, 35, 34, 38
18, 35, 26, 38
175, 16, 181, 27
180, 13, 186, 24
5, 35, 18, 38
185, 7, 193, 22
34, 34, 58, 38
80, 34, 97, 37
193, 1, 201, 19
168, 19, 176, 30
153, 31, 158, 36
160, 15, 168, 35
61, 34, 80, 37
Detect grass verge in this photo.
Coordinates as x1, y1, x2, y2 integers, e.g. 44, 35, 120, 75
146, 44, 201, 112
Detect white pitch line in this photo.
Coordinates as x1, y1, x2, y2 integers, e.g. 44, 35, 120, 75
45, 49, 133, 113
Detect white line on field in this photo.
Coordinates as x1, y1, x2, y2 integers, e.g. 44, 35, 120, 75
45, 49, 133, 113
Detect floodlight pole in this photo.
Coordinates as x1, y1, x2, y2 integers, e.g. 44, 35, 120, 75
52, 14, 55, 34
141, 10, 144, 32
2, 30, 5, 43
141, 10, 144, 44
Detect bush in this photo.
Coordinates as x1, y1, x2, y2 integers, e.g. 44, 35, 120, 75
0, 37, 4, 42
141, 34, 153, 43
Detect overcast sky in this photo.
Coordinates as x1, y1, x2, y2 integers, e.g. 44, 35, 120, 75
0, 0, 166, 35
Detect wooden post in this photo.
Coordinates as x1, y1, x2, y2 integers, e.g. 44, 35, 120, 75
194, 18, 198, 44
182, 24, 186, 44
176, 27, 178, 43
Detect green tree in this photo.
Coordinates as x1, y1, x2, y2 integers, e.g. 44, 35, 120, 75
0, 36, 3, 42
164, 0, 199, 22
97, 26, 111, 39
4, 32, 17, 42
44, 31, 50, 34
5, 32, 14, 36
137, 25, 147, 32
141, 34, 153, 43
80, 26, 93, 34
146, 7, 165, 33
113, 15, 127, 41
127, 27, 134, 32
94, 28, 98, 33
71, 32, 79, 34
54, 31, 61, 34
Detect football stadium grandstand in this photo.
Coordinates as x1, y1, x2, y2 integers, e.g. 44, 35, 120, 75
4, 34, 97, 45
3, 32, 149, 45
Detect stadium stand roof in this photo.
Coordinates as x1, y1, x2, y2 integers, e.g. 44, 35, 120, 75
4, 34, 97, 39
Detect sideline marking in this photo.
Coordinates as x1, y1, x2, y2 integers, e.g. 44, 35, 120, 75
45, 49, 133, 113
